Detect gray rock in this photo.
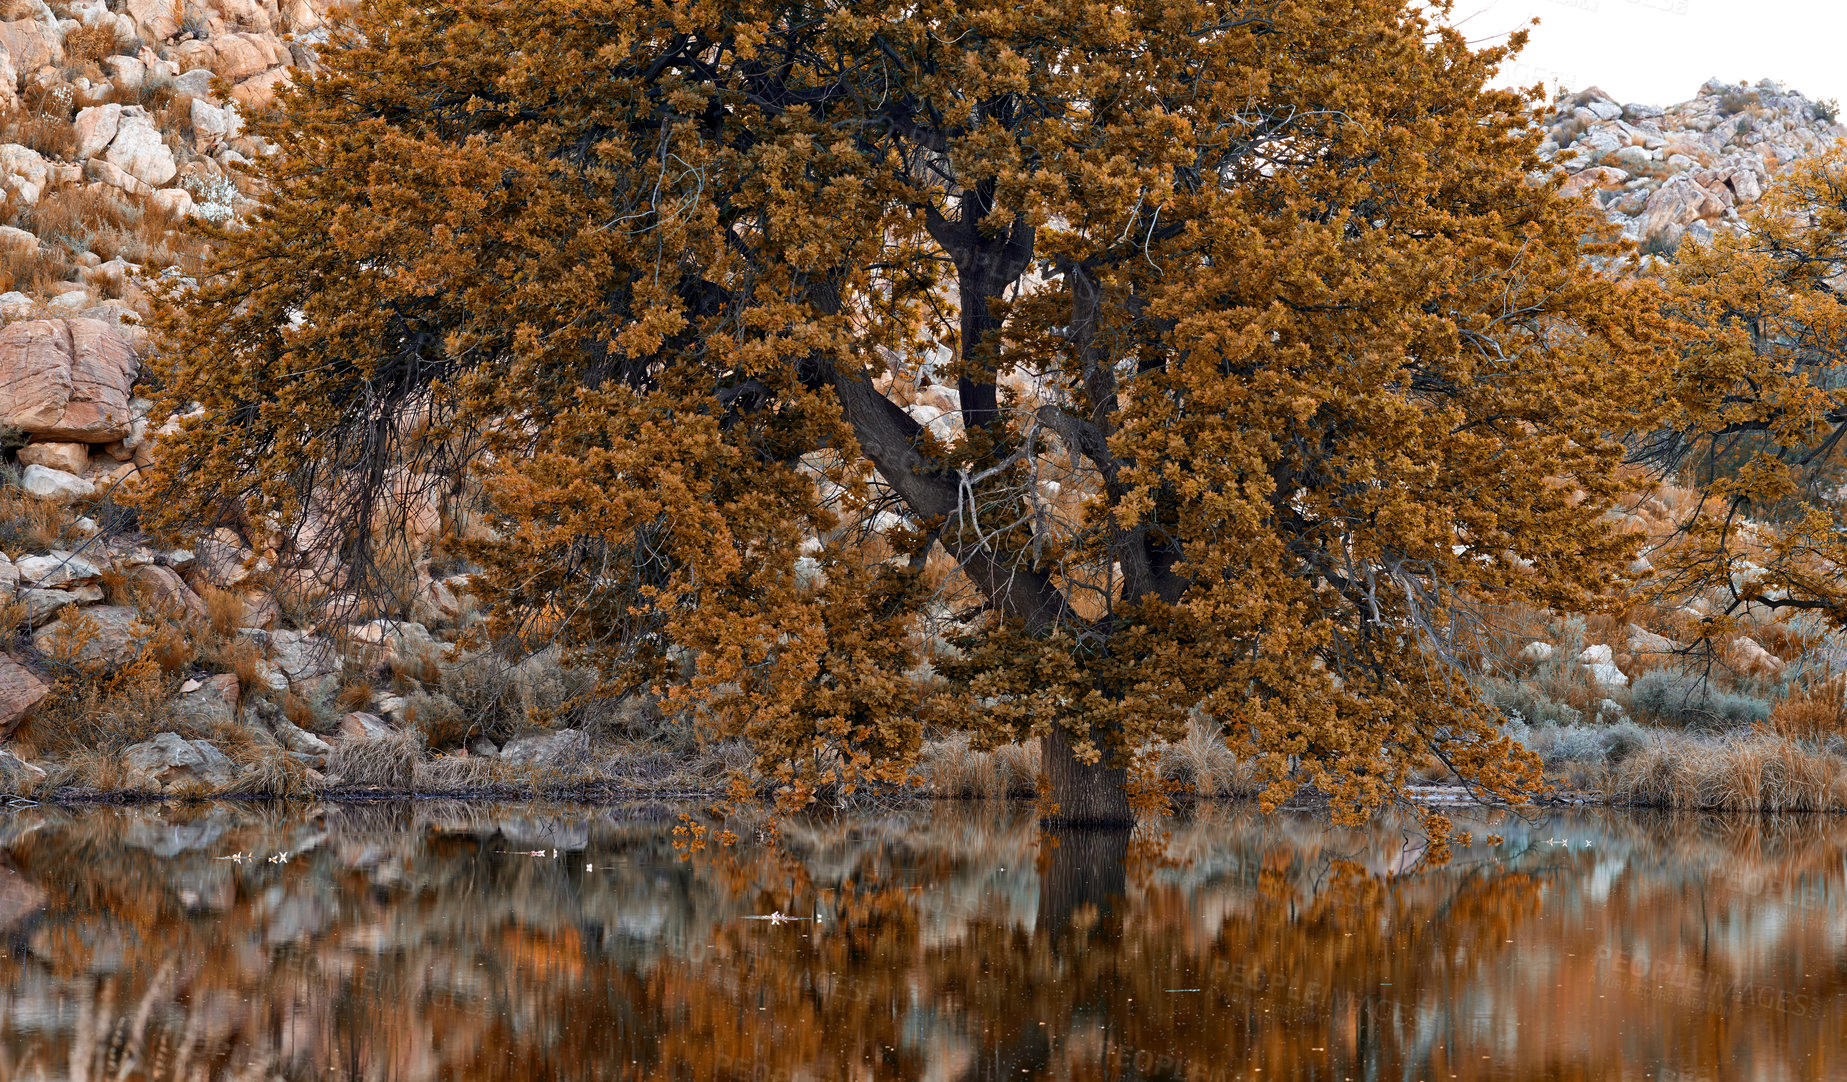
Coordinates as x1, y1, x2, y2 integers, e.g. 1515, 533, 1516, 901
32, 604, 144, 668
499, 728, 590, 768
166, 674, 239, 729
18, 585, 103, 627
121, 733, 234, 789
273, 716, 332, 755
14, 550, 102, 587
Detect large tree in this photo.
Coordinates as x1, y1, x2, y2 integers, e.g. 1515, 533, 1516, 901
141, 0, 1656, 822
1644, 149, 1847, 642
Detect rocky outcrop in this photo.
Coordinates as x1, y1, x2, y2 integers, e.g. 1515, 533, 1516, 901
0, 319, 137, 441
1539, 79, 1847, 251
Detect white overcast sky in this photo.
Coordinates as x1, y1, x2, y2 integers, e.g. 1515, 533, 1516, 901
1447, 1, 1847, 107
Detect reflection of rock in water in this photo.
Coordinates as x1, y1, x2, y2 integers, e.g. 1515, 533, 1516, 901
0, 804, 1840, 1080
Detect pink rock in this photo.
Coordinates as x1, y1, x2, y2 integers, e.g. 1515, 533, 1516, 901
0, 320, 137, 441
0, 653, 47, 740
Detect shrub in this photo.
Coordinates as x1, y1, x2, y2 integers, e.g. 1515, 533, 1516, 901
1505, 718, 1649, 767
21, 655, 177, 754
0, 476, 76, 555
13, 183, 195, 269
1767, 676, 1847, 742
1813, 98, 1840, 124
0, 230, 76, 295
1718, 89, 1761, 115
64, 23, 118, 66
400, 690, 470, 748
1630, 669, 1771, 731
1480, 677, 1582, 727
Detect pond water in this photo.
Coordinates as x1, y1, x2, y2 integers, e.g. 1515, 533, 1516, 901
0, 802, 1840, 1081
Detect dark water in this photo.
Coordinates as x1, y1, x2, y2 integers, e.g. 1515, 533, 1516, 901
0, 802, 1841, 1081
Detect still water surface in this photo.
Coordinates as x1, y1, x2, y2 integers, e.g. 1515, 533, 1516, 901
0, 802, 1840, 1080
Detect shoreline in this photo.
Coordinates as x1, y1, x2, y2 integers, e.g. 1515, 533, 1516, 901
7, 783, 1843, 814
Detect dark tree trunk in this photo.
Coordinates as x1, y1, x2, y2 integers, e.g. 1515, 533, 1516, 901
1041, 726, 1132, 827
1035, 823, 1132, 936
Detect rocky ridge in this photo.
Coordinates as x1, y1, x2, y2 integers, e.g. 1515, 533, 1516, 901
1538, 78, 1846, 251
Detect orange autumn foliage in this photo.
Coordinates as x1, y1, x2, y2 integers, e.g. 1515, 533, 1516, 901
141, 0, 1662, 822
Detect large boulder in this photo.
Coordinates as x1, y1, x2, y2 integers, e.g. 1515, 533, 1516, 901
0, 319, 137, 441
165, 674, 239, 729
33, 605, 145, 669
122, 733, 234, 790
73, 103, 120, 159
189, 97, 239, 153
188, 528, 257, 588
102, 110, 178, 188
19, 465, 95, 501
266, 629, 339, 690
346, 619, 440, 666
0, 654, 48, 740
1579, 643, 1629, 691
499, 729, 591, 768
209, 32, 287, 81
15, 551, 102, 588
0, 143, 49, 204
16, 441, 89, 475
0, 16, 61, 74
128, 563, 206, 620
18, 586, 103, 627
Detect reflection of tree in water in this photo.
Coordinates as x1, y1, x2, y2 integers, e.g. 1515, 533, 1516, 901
0, 804, 1841, 1080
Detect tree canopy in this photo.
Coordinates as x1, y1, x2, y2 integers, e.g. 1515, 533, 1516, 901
1648, 149, 1847, 639
141, 0, 1661, 823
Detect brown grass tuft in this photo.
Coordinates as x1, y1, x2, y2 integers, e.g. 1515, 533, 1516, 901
414, 753, 522, 792
918, 733, 1039, 799
400, 691, 470, 748
25, 655, 176, 753
1767, 676, 1847, 743
0, 88, 77, 159
216, 745, 314, 798
326, 730, 420, 788
12, 183, 197, 269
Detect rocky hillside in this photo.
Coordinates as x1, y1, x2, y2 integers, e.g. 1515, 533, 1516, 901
1539, 78, 1846, 251
0, 0, 332, 322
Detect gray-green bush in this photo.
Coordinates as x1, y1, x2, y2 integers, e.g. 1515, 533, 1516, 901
1631, 669, 1771, 731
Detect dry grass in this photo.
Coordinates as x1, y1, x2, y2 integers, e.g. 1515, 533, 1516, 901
12, 183, 197, 269
0, 90, 77, 160
216, 745, 315, 798
327, 730, 421, 788
1766, 676, 1847, 742
0, 233, 75, 295
1152, 718, 1265, 799
413, 753, 524, 792
400, 690, 470, 748
917, 732, 1040, 799
43, 748, 138, 791
20, 656, 177, 754
64, 23, 118, 67
1607, 733, 1847, 811
0, 483, 80, 556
